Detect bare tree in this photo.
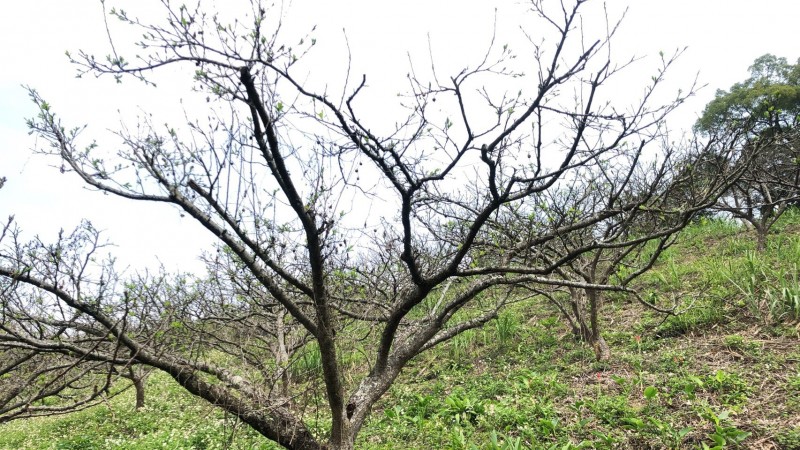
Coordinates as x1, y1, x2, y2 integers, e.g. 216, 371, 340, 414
0, 223, 154, 418
195, 246, 313, 398
0, 1, 714, 448
484, 135, 739, 361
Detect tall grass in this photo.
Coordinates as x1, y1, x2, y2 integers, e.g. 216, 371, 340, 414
494, 312, 520, 347
723, 249, 800, 324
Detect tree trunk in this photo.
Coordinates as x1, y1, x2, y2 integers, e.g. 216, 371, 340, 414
586, 288, 610, 362
591, 335, 611, 361
755, 224, 768, 252
124, 367, 147, 410
275, 309, 291, 397
328, 435, 356, 450
568, 287, 593, 342
133, 375, 145, 410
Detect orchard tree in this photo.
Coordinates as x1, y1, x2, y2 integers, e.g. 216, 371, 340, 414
485, 136, 738, 361
0, 223, 153, 418
697, 54, 800, 251
196, 245, 312, 398
0, 1, 721, 448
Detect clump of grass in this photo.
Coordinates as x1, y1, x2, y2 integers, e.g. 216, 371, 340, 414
291, 342, 323, 379
775, 427, 800, 450
494, 311, 520, 347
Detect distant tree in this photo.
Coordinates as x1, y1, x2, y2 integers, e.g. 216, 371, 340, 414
0, 1, 731, 449
487, 137, 737, 361
697, 54, 800, 251
0, 224, 152, 418
196, 246, 312, 398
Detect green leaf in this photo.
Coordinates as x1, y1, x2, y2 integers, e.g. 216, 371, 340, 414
643, 386, 658, 400
623, 417, 645, 429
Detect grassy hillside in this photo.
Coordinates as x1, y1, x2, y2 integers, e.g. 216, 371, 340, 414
2, 213, 800, 449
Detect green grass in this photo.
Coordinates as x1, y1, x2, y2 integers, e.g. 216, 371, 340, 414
0, 371, 280, 450
2, 212, 800, 449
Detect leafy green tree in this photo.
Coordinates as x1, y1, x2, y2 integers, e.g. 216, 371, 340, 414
697, 54, 800, 134
697, 54, 800, 250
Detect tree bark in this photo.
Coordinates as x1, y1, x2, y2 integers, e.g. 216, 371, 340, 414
755, 223, 768, 252
132, 374, 145, 410
275, 309, 291, 397
591, 335, 611, 362
568, 287, 593, 342
124, 367, 146, 410
587, 288, 610, 362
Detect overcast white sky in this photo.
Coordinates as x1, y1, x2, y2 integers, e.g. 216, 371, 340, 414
1, 0, 798, 274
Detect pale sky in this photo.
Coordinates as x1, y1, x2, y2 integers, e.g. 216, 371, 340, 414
1, 0, 798, 274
